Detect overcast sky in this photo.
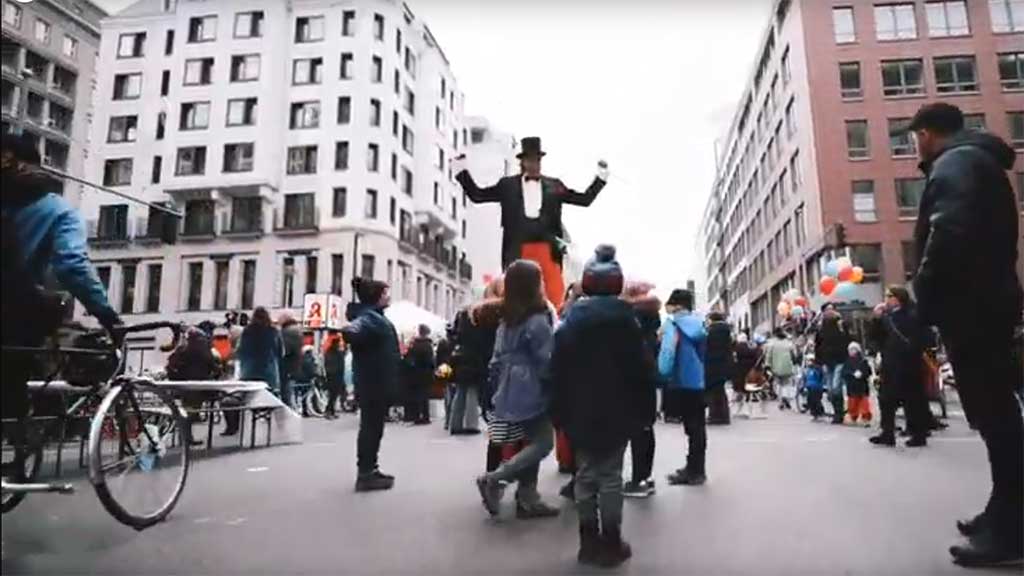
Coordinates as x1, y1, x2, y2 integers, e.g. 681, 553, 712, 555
97, 0, 772, 298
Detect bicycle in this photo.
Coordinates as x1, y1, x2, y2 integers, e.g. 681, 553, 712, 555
1, 321, 192, 530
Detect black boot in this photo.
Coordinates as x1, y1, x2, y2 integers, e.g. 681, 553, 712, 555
599, 525, 633, 568
355, 470, 395, 492
869, 433, 896, 446
957, 511, 988, 537
950, 530, 1024, 567
577, 521, 602, 566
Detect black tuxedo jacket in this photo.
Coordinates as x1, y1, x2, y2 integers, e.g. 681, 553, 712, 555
455, 171, 606, 268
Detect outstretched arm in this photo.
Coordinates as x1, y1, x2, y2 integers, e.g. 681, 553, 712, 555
452, 155, 502, 204
556, 161, 610, 207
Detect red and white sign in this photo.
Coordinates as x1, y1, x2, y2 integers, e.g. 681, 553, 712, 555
303, 294, 328, 329
327, 294, 344, 330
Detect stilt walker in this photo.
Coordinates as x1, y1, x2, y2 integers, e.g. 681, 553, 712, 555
453, 136, 610, 473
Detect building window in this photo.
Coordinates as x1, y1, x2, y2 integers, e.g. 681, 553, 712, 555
97, 205, 129, 240
393, 69, 400, 95
371, 55, 383, 83
295, 15, 324, 43
781, 47, 791, 85
367, 143, 380, 172
283, 194, 316, 229
881, 59, 925, 97
63, 35, 78, 59
214, 260, 229, 310
366, 189, 378, 219
964, 113, 986, 130
390, 153, 398, 181
784, 99, 797, 138
390, 197, 397, 225
839, 62, 862, 99
187, 262, 203, 311
934, 56, 978, 93
833, 7, 856, 43
370, 98, 381, 127
183, 58, 214, 86
226, 98, 257, 126
240, 261, 256, 309
335, 141, 349, 171
402, 167, 413, 196
175, 146, 207, 176
97, 266, 111, 293
342, 10, 356, 37
184, 200, 215, 236
156, 112, 166, 139
374, 13, 385, 41
875, 3, 917, 40
292, 57, 323, 85
107, 116, 138, 143
234, 11, 264, 38
337, 96, 351, 124
333, 187, 347, 217
146, 264, 162, 313
103, 159, 133, 186
230, 197, 262, 233
287, 145, 318, 174
989, 0, 1024, 33
151, 156, 162, 184
851, 244, 883, 282
895, 177, 926, 218
340, 53, 354, 79
117, 32, 146, 58
403, 88, 415, 116
361, 255, 376, 280
281, 257, 295, 307
998, 53, 1024, 91
402, 125, 414, 155
290, 101, 321, 129
901, 241, 919, 280
164, 29, 174, 55
161, 70, 170, 96
179, 101, 210, 130
34, 18, 51, 44
113, 73, 142, 100
188, 15, 217, 43
790, 150, 801, 191
223, 143, 254, 173
3, 3, 22, 28
846, 120, 870, 159
888, 118, 917, 156
926, 1, 970, 36
1009, 111, 1024, 149
231, 54, 260, 82
852, 180, 878, 223
331, 255, 345, 296
392, 110, 400, 136
1017, 172, 1024, 209
306, 256, 318, 295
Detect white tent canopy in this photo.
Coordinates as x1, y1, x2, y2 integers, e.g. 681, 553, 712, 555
384, 300, 447, 341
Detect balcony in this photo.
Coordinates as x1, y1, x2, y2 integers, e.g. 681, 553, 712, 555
220, 212, 264, 238
86, 219, 131, 248
180, 219, 217, 241
274, 207, 319, 235
415, 208, 457, 241
398, 227, 421, 252
459, 260, 473, 283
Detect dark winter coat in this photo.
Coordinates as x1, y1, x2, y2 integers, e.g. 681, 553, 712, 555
815, 313, 850, 367
324, 346, 346, 387
404, 336, 435, 401
548, 296, 657, 452
704, 321, 735, 387
732, 341, 761, 389
236, 324, 283, 389
913, 130, 1022, 334
869, 306, 924, 399
841, 356, 872, 397
280, 323, 305, 379
451, 308, 497, 390
166, 331, 220, 381
342, 303, 401, 407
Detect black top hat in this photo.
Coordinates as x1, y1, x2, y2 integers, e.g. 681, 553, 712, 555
516, 136, 546, 159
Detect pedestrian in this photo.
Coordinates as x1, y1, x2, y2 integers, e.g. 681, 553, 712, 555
475, 260, 559, 519
704, 312, 734, 425
765, 328, 798, 410
802, 357, 825, 420
730, 332, 761, 416
814, 303, 850, 424
659, 289, 709, 486
548, 245, 654, 567
467, 278, 508, 471
841, 342, 873, 426
166, 327, 222, 445
323, 334, 346, 419
907, 102, 1023, 566
868, 286, 930, 447
448, 305, 490, 436
235, 307, 284, 435
342, 277, 401, 492
621, 282, 662, 498
404, 325, 435, 425
278, 313, 304, 409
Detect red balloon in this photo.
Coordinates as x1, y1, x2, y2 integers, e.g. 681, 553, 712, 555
794, 296, 809, 308
837, 265, 854, 282
820, 276, 838, 296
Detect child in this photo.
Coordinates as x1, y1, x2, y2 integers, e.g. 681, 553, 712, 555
841, 342, 873, 426
803, 356, 825, 420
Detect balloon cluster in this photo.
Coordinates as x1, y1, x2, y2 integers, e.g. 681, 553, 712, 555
776, 288, 810, 319
818, 257, 864, 300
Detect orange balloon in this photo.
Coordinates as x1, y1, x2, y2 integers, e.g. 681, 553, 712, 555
837, 265, 854, 282
851, 266, 865, 284
777, 301, 792, 317
820, 276, 838, 296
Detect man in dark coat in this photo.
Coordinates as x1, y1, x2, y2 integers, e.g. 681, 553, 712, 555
342, 278, 400, 492
704, 313, 735, 425
403, 324, 435, 425
908, 103, 1023, 566
549, 245, 655, 567
814, 305, 850, 424
453, 137, 608, 308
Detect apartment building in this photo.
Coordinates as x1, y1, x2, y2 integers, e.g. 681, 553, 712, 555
701, 0, 1023, 333
2, 0, 106, 203
77, 0, 485, 333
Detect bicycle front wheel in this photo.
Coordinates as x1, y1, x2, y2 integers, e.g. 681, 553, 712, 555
88, 384, 190, 529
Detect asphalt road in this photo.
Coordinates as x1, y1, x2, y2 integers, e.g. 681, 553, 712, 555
1, 404, 1009, 576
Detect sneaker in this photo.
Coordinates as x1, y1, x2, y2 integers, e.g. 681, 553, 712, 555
905, 436, 928, 448
957, 512, 988, 538
475, 476, 503, 517
372, 470, 395, 481
869, 433, 896, 447
515, 500, 560, 519
622, 480, 650, 499
666, 469, 706, 486
355, 472, 394, 492
950, 533, 1024, 568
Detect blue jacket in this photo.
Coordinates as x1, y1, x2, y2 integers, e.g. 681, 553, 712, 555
237, 324, 283, 390
658, 312, 707, 390
342, 303, 401, 407
489, 311, 554, 423
4, 193, 117, 325
803, 365, 824, 390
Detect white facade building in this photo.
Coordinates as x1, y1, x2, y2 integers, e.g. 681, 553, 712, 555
2, 0, 107, 204
461, 116, 514, 289
78, 0, 485, 331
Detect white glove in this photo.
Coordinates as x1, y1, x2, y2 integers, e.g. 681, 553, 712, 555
451, 154, 468, 176
596, 160, 609, 182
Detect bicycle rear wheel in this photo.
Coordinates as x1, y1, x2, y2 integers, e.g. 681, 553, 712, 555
88, 383, 190, 529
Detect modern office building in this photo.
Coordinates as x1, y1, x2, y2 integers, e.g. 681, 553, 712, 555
77, 0, 486, 333
700, 0, 1023, 333
2, 0, 107, 202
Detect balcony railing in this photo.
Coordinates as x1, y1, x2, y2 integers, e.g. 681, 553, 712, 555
180, 217, 217, 240
86, 219, 131, 247
273, 207, 319, 234
220, 212, 264, 237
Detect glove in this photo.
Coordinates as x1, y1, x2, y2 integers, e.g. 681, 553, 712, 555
596, 160, 610, 182
451, 154, 468, 176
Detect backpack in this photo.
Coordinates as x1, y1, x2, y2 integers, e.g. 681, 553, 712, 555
1, 206, 67, 345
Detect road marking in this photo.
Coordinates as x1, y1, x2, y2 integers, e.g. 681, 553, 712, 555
307, 442, 338, 447
246, 466, 269, 472
225, 517, 247, 526
194, 517, 212, 524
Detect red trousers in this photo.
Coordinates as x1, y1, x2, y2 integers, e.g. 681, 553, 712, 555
847, 395, 873, 422
520, 242, 565, 309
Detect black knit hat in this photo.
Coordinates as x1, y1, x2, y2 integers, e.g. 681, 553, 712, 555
666, 289, 694, 310
352, 277, 388, 305
581, 244, 624, 296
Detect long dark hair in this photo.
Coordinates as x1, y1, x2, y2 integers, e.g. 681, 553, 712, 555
502, 260, 547, 326
887, 285, 914, 309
